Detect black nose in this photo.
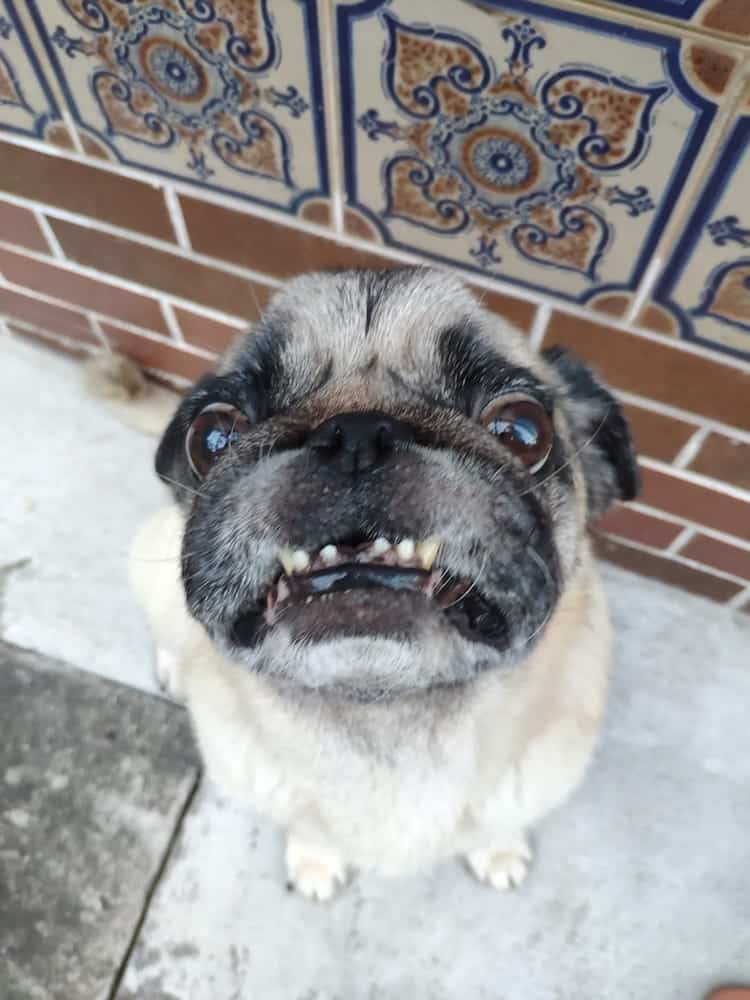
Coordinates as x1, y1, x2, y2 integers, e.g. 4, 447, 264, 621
308, 410, 415, 475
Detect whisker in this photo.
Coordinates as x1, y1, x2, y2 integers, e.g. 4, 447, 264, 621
441, 550, 489, 610
519, 406, 611, 498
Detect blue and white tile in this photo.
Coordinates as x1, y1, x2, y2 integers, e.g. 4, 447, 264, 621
29, 0, 329, 213
337, 0, 725, 304
601, 0, 750, 40
0, 0, 60, 139
653, 97, 750, 361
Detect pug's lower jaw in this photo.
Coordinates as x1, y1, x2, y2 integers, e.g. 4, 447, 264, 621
130, 267, 638, 900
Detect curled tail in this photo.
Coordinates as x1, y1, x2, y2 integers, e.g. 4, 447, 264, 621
83, 352, 180, 437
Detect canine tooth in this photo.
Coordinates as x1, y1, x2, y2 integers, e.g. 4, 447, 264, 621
417, 537, 442, 570
371, 537, 390, 556
320, 544, 338, 564
396, 538, 415, 562
278, 548, 295, 576
291, 549, 310, 572
276, 578, 290, 603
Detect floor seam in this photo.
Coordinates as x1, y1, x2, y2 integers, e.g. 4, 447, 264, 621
106, 768, 203, 1000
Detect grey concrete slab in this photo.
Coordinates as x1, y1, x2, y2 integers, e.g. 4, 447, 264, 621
0, 641, 199, 1000
116, 566, 750, 1000
1, 334, 167, 693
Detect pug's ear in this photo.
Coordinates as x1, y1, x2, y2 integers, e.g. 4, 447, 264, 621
542, 346, 640, 521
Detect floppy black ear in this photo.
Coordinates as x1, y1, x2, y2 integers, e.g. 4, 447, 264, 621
542, 345, 640, 521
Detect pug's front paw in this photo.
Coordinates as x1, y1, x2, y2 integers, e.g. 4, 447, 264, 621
285, 832, 347, 902
465, 835, 532, 891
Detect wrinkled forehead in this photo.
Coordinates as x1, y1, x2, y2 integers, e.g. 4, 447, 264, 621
225, 268, 543, 404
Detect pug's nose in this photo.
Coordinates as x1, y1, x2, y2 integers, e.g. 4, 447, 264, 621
308, 411, 415, 475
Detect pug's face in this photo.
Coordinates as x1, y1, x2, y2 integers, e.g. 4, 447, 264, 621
156, 268, 638, 700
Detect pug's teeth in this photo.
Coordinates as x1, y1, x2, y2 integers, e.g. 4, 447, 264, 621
371, 537, 391, 557
320, 544, 338, 565
276, 578, 290, 603
278, 548, 296, 576
396, 538, 415, 562
291, 549, 311, 572
416, 537, 442, 570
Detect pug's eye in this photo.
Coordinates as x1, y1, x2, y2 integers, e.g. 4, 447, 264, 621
186, 403, 251, 478
479, 396, 553, 473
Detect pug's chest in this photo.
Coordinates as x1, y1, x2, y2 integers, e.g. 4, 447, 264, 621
265, 721, 489, 869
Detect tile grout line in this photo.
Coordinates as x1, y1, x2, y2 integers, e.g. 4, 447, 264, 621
664, 525, 694, 557
164, 187, 192, 251
0, 276, 217, 358
672, 425, 712, 469
88, 315, 109, 349
727, 585, 750, 611
624, 255, 662, 325
528, 301, 552, 351
600, 532, 750, 590
33, 210, 65, 260
639, 456, 750, 503
160, 301, 185, 344
0, 237, 259, 330
317, 0, 345, 235
1, 170, 750, 375
6, 319, 99, 355
106, 770, 202, 1000
60, 110, 87, 157
616, 388, 750, 447
625, 500, 750, 552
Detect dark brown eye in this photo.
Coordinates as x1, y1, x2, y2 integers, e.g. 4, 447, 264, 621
479, 396, 553, 473
185, 403, 251, 478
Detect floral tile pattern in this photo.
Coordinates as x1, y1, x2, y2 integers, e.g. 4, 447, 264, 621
29, 0, 328, 213
607, 0, 750, 39
337, 0, 721, 304
0, 0, 60, 139
653, 106, 750, 360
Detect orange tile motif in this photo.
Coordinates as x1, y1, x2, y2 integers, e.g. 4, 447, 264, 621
26, 0, 329, 213
338, 0, 720, 304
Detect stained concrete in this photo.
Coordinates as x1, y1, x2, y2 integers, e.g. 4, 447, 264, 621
1, 335, 165, 693
0, 641, 198, 1000
117, 565, 750, 1000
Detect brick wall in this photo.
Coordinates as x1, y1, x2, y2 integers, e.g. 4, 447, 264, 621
1, 0, 750, 612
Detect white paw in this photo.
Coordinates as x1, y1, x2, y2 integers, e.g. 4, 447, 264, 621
155, 647, 184, 699
466, 836, 532, 891
285, 834, 346, 902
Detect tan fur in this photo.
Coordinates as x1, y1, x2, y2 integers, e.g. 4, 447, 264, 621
130, 505, 610, 896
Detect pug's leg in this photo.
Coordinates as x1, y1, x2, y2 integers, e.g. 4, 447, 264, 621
465, 833, 532, 891
155, 646, 185, 700
285, 814, 347, 902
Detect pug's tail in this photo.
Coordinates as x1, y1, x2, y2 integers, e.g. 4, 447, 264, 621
83, 352, 179, 437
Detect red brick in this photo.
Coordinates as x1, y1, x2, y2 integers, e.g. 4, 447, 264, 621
173, 307, 246, 354
639, 466, 750, 543
101, 322, 214, 382
0, 286, 95, 343
595, 505, 683, 549
0, 201, 49, 253
0, 142, 174, 240
593, 536, 742, 602
680, 533, 750, 582
0, 246, 169, 335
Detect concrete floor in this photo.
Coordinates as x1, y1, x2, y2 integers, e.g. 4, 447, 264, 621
2, 332, 749, 1000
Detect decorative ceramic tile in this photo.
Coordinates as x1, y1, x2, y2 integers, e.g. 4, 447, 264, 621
0, 0, 60, 138
337, 0, 723, 304
29, 0, 328, 213
604, 0, 750, 39
653, 105, 750, 360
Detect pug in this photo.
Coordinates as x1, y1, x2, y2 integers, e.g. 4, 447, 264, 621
117, 266, 638, 900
